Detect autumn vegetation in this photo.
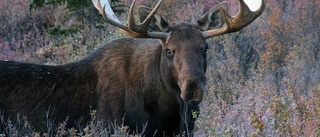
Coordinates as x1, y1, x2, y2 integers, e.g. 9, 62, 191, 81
0, 0, 319, 136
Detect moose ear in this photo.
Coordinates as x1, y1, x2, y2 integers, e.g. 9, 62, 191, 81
139, 6, 170, 32
197, 1, 229, 30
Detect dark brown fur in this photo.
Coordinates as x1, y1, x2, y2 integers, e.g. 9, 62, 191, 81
0, 34, 202, 136
0, 2, 230, 137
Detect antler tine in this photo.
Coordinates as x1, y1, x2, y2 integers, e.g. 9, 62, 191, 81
93, 0, 168, 39
128, 0, 167, 38
92, 0, 131, 32
202, 0, 265, 38
128, 0, 137, 31
140, 0, 163, 31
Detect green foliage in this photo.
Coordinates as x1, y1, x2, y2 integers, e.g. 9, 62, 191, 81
29, 0, 90, 10
27, 0, 127, 40
46, 25, 81, 37
29, 0, 125, 12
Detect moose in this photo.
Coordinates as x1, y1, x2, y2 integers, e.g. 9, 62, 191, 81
0, 0, 264, 136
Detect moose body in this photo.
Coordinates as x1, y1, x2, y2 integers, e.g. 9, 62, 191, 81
0, 37, 200, 135
0, 0, 264, 136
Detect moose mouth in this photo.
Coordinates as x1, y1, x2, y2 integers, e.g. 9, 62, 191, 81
179, 79, 205, 105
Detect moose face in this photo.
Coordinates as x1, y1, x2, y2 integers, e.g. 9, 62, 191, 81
163, 26, 208, 104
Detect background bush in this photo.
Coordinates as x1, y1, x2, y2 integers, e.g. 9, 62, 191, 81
0, 0, 319, 136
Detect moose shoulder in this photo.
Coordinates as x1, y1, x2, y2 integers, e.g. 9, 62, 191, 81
0, 0, 265, 136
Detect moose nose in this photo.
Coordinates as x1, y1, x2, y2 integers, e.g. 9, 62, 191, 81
190, 98, 202, 105
179, 79, 205, 104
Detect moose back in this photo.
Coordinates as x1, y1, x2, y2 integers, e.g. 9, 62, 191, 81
0, 0, 264, 136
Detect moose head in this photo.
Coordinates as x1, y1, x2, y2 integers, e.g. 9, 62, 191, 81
92, 0, 265, 105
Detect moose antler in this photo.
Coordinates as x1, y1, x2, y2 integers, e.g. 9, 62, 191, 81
202, 0, 265, 38
92, 0, 168, 39
93, 0, 265, 39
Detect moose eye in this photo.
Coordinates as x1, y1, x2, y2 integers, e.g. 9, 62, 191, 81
166, 49, 171, 55
203, 46, 209, 54
165, 49, 174, 57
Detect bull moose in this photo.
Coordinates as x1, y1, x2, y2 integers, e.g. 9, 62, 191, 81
0, 0, 265, 136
